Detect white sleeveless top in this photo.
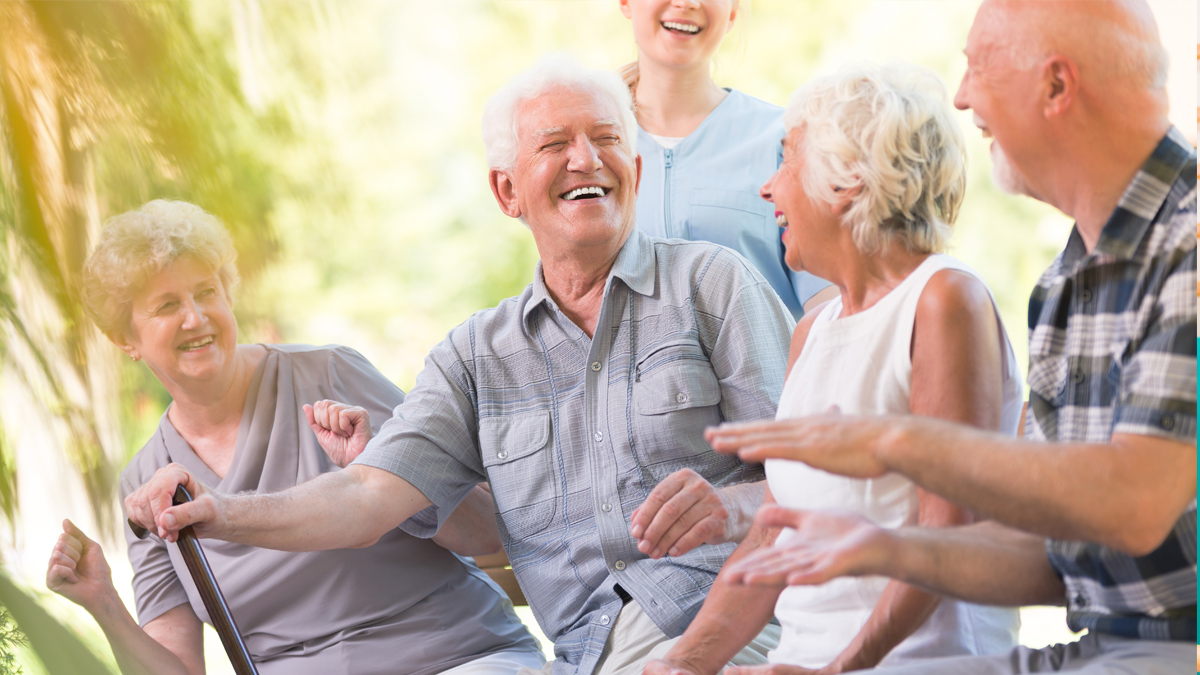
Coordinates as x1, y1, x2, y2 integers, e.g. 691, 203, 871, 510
766, 255, 1022, 668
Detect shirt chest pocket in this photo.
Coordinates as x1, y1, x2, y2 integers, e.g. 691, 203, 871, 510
480, 411, 557, 541
632, 345, 729, 480
687, 188, 775, 254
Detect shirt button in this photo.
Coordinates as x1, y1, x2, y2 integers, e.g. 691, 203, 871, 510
614, 560, 626, 571
591, 361, 602, 372
1160, 414, 1175, 431
1071, 370, 1085, 384
601, 502, 612, 512
1080, 288, 1092, 303
594, 431, 603, 443
599, 614, 610, 625
676, 392, 688, 404
497, 450, 508, 460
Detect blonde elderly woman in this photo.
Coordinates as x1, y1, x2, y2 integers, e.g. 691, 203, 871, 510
647, 62, 1022, 675
45, 200, 543, 675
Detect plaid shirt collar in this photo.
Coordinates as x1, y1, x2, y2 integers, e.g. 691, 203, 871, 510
1062, 126, 1194, 269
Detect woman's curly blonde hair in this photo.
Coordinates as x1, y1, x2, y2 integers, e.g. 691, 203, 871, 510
83, 200, 239, 338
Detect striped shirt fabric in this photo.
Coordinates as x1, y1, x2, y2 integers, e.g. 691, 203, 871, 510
1027, 127, 1197, 641
356, 229, 793, 674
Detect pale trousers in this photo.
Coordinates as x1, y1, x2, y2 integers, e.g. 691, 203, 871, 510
444, 647, 547, 674
871, 632, 1193, 674
518, 600, 781, 675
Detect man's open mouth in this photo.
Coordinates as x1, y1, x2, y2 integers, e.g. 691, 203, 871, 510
562, 186, 609, 201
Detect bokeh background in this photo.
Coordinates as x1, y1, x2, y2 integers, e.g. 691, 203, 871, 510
0, 1, 1195, 672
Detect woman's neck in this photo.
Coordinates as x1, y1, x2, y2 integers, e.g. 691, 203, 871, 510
825, 244, 929, 317
166, 345, 263, 442
634, 56, 727, 137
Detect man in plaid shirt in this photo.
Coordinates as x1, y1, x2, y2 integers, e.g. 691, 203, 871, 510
696, 1, 1196, 673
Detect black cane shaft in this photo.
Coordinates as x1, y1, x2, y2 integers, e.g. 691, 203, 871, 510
172, 486, 259, 675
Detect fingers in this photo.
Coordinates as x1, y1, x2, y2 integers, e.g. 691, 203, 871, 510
156, 496, 217, 543
632, 470, 726, 558
307, 400, 368, 437
124, 464, 202, 540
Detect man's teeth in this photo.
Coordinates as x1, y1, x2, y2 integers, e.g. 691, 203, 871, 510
180, 336, 214, 350
663, 21, 700, 34
565, 186, 605, 201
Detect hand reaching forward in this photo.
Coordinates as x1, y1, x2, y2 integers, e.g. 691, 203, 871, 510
124, 463, 224, 543
725, 506, 896, 588
304, 399, 372, 468
46, 519, 116, 613
704, 411, 896, 480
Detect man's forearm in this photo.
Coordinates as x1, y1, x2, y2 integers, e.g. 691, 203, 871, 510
658, 525, 781, 673
888, 521, 1064, 606
219, 465, 431, 551
883, 421, 1195, 555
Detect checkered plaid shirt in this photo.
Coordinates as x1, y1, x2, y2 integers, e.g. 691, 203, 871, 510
1027, 127, 1197, 641
356, 229, 792, 673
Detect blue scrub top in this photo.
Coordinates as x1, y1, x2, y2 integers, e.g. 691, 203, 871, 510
634, 89, 831, 319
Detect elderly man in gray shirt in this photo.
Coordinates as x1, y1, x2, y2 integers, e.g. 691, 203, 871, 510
124, 55, 791, 675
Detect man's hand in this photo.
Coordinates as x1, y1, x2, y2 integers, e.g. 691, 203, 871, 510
705, 413, 895, 480
123, 463, 223, 543
46, 519, 116, 613
304, 399, 372, 468
725, 506, 895, 588
631, 469, 759, 558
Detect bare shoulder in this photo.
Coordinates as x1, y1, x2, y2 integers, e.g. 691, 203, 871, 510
915, 268, 993, 322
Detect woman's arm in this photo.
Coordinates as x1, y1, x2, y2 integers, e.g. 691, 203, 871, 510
47, 520, 204, 675
818, 269, 1004, 673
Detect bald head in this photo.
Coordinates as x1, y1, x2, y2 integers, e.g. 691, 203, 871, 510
975, 0, 1167, 90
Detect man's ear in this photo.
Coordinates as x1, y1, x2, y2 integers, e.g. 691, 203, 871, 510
634, 153, 643, 195
489, 169, 523, 219
1040, 54, 1078, 119
619, 0, 632, 20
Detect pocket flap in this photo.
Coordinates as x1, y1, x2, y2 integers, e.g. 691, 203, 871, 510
480, 411, 551, 467
635, 361, 721, 415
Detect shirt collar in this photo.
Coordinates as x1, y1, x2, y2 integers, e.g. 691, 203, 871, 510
522, 228, 657, 325
1071, 126, 1195, 266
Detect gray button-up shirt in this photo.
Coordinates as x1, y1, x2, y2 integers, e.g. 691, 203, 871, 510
356, 229, 792, 673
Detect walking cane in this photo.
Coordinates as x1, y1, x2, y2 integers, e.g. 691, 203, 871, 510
129, 486, 259, 675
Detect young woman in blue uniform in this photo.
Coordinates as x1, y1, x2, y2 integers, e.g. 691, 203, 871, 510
619, 0, 834, 318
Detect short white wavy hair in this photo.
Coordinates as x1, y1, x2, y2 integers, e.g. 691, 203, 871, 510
482, 53, 638, 171
83, 200, 239, 338
785, 61, 966, 255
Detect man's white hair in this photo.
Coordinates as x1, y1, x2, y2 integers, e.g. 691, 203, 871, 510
482, 53, 638, 171
784, 61, 967, 255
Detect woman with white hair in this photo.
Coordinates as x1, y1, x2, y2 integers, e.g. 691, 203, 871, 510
646, 62, 1021, 675
618, 0, 834, 320
45, 200, 543, 674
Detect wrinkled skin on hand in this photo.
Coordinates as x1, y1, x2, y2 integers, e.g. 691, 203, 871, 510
304, 399, 372, 468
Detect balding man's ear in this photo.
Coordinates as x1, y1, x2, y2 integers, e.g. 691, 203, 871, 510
1041, 55, 1078, 119
634, 153, 643, 195
489, 169, 522, 219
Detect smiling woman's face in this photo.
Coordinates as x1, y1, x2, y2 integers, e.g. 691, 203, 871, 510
620, 0, 737, 71
120, 255, 239, 393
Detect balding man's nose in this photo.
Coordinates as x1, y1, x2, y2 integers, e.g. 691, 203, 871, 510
566, 136, 602, 172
